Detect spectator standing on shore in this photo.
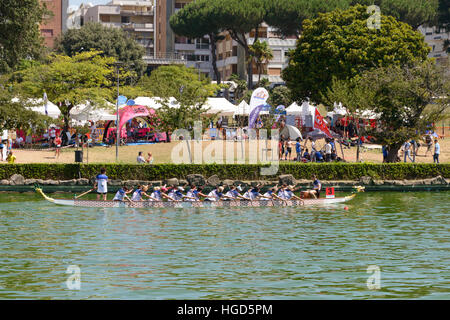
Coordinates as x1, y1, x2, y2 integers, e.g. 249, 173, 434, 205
403, 141, 413, 162
49, 127, 56, 146
0, 140, 4, 161
295, 138, 302, 162
433, 139, 440, 164
325, 140, 332, 162
424, 134, 433, 156
284, 140, 291, 161
382, 145, 388, 163
54, 134, 62, 159
137, 151, 146, 163
307, 137, 317, 162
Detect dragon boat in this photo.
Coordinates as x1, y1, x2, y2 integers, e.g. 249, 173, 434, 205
35, 187, 361, 208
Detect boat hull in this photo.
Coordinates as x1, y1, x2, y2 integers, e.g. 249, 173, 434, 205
36, 187, 356, 208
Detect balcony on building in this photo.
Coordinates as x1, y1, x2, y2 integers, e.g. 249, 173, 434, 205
143, 52, 187, 66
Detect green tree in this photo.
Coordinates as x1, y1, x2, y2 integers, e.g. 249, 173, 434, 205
144, 65, 219, 132
268, 86, 293, 107
249, 40, 273, 83
210, 0, 268, 89
170, 0, 224, 84
323, 61, 450, 162
0, 75, 51, 132
351, 0, 439, 28
56, 22, 146, 78
16, 50, 130, 134
266, 0, 351, 38
283, 5, 431, 104
0, 0, 48, 73
437, 0, 450, 26
228, 74, 248, 102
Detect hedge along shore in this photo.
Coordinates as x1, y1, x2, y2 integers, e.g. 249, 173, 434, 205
0, 163, 449, 193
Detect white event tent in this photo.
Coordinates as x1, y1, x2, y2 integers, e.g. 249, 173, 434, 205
202, 97, 237, 116
70, 102, 116, 122
234, 100, 251, 116
13, 98, 62, 119
286, 102, 303, 115
133, 96, 179, 109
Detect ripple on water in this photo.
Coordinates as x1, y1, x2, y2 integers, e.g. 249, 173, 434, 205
0, 191, 449, 299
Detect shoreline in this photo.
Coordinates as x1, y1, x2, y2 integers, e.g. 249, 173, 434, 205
2, 176, 448, 193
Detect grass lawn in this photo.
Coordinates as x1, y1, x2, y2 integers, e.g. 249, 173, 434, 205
9, 137, 450, 164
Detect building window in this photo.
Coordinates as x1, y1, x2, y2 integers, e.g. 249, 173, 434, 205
272, 50, 282, 62
232, 46, 237, 56
41, 29, 53, 37
121, 16, 130, 23
100, 15, 110, 22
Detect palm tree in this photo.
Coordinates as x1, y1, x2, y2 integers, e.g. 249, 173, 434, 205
248, 40, 274, 84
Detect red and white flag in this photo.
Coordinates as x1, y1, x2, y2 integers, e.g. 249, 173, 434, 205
314, 108, 333, 139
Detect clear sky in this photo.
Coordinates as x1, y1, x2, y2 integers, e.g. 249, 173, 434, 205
70, 0, 109, 8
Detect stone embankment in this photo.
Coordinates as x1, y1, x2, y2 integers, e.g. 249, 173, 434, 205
2, 174, 448, 190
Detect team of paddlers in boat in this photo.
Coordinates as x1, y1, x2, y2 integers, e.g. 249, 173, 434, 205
91, 168, 323, 204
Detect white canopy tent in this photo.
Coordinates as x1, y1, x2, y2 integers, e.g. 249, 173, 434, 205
14, 98, 62, 119
202, 97, 237, 116
234, 100, 251, 116
70, 103, 116, 122
133, 96, 179, 110
327, 102, 348, 118
286, 102, 303, 115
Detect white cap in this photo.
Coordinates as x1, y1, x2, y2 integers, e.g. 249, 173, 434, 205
237, 185, 243, 191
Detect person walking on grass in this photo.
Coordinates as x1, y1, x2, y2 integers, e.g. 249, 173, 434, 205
403, 141, 413, 163
94, 168, 108, 201
54, 134, 62, 159
433, 139, 440, 164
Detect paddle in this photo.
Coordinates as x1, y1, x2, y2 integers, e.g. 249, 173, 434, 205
75, 188, 95, 199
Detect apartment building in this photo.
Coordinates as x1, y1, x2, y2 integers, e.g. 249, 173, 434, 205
418, 25, 450, 64
84, 0, 155, 56
66, 3, 92, 29
215, 24, 297, 84
156, 0, 213, 78
40, 0, 69, 48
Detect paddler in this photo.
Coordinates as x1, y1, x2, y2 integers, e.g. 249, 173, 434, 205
204, 186, 225, 201
113, 186, 133, 202
285, 185, 303, 201
166, 186, 184, 202
242, 185, 270, 200
184, 185, 208, 201
223, 185, 246, 201
131, 185, 153, 201
149, 186, 175, 201
262, 187, 286, 202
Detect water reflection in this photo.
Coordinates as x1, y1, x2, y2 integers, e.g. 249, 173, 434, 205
0, 191, 448, 299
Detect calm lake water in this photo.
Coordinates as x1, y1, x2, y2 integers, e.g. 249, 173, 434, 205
0, 191, 448, 299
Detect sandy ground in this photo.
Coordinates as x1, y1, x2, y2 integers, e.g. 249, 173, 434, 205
7, 137, 449, 164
